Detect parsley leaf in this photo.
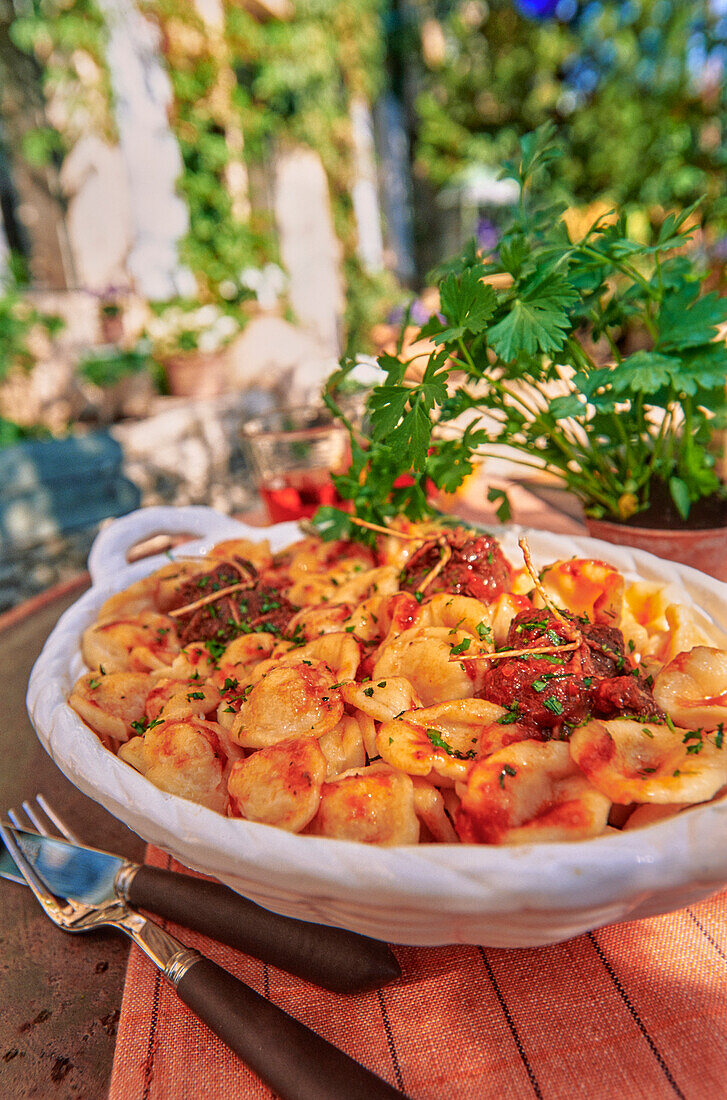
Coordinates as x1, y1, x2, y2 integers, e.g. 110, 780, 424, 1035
421, 268, 497, 344
488, 272, 579, 360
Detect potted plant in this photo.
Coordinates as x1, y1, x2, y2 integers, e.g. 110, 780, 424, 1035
98, 298, 124, 345
0, 284, 64, 384
317, 126, 727, 578
145, 302, 241, 398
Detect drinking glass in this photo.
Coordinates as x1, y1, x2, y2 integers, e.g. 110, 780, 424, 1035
241, 405, 351, 523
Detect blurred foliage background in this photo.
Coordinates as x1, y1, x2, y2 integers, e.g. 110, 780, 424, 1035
411, 0, 727, 249
0, 0, 725, 378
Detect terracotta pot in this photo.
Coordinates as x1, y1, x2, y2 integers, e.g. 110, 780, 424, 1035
100, 312, 124, 344
162, 350, 228, 398
585, 517, 727, 583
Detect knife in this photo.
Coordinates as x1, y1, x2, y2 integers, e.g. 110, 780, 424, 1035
1, 826, 400, 993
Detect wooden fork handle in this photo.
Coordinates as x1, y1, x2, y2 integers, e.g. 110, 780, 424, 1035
175, 956, 407, 1100
127, 864, 400, 993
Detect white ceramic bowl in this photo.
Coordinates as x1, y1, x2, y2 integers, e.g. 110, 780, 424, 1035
27, 505, 727, 947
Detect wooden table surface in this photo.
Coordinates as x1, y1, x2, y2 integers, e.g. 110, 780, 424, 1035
0, 577, 145, 1100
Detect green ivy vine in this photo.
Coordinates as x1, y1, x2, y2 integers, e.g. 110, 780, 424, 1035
9, 0, 115, 166
139, 0, 276, 304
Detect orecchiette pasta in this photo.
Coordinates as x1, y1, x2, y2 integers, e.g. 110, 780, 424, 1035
227, 735, 327, 831
456, 740, 612, 844
68, 522, 727, 844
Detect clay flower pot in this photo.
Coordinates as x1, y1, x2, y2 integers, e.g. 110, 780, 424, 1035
585, 517, 727, 583
100, 311, 124, 345
162, 350, 228, 398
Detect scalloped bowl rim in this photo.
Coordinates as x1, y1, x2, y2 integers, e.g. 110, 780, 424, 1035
26, 505, 727, 946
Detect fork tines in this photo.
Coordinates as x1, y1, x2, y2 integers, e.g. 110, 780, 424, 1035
7, 794, 79, 842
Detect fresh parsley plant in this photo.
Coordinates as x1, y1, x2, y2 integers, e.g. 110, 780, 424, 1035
316, 124, 727, 540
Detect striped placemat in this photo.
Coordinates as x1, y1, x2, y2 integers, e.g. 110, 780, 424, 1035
108, 845, 727, 1099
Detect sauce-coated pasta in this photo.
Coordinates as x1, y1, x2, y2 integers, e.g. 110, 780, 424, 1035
68, 524, 727, 844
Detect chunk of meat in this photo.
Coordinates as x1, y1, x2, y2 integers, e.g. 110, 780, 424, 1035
400, 531, 512, 603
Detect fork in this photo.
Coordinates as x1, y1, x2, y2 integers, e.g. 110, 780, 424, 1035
6, 795, 401, 994
1, 816, 406, 1100
7, 794, 81, 842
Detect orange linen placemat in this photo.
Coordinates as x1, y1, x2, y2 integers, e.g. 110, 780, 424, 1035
109, 846, 727, 1100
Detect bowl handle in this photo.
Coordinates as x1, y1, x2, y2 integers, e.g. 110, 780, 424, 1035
87, 506, 247, 586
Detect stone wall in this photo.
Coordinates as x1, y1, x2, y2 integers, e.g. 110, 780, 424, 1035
0, 391, 267, 612
110, 390, 265, 514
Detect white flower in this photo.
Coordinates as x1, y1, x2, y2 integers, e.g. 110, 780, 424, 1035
197, 330, 217, 353
219, 280, 238, 300
216, 316, 238, 339
197, 304, 220, 326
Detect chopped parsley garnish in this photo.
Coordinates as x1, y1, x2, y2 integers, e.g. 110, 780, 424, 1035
425, 728, 476, 760
716, 725, 724, 750
498, 703, 521, 725
130, 716, 164, 736
476, 622, 493, 643
187, 691, 205, 701
88, 678, 101, 690
683, 730, 704, 755
531, 672, 571, 693
222, 677, 239, 693
516, 617, 549, 634
542, 697, 564, 715
287, 624, 307, 646
450, 637, 471, 656
499, 764, 517, 788
204, 638, 226, 661
414, 591, 425, 604
363, 687, 375, 697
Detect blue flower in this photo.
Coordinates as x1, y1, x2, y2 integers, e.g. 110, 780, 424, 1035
514, 0, 561, 20
476, 218, 500, 253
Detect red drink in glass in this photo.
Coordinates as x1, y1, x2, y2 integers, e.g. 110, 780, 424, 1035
258, 468, 343, 523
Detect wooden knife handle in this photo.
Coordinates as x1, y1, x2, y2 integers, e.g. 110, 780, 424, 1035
127, 865, 400, 993
175, 956, 407, 1100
